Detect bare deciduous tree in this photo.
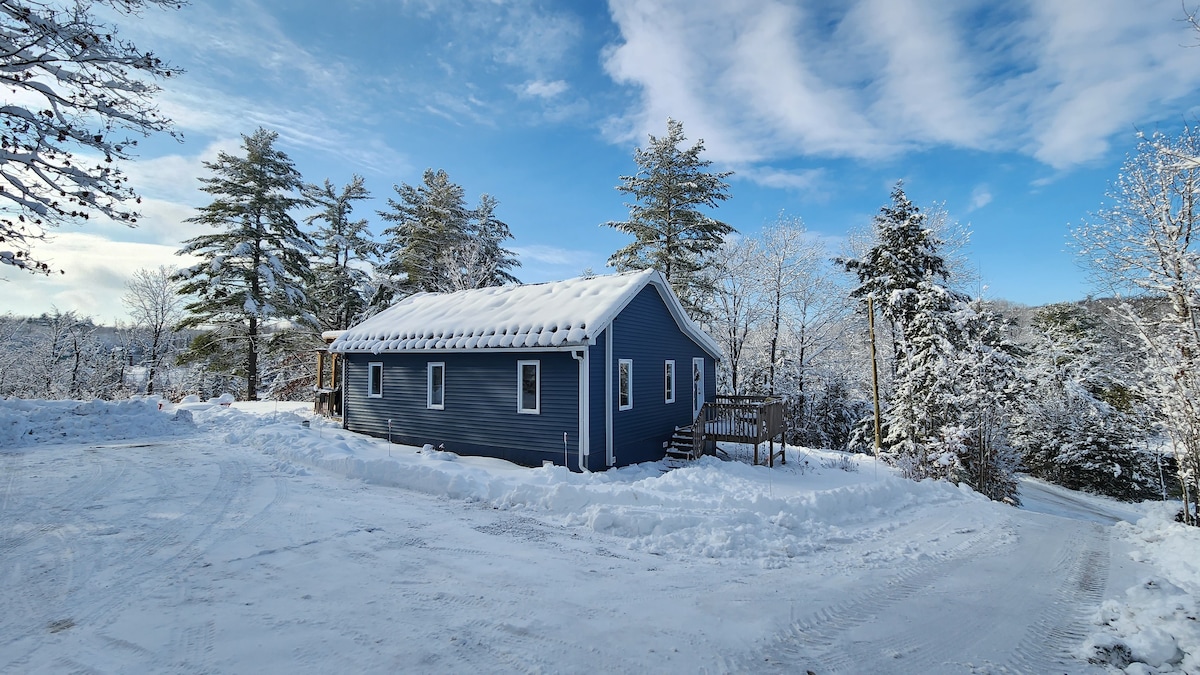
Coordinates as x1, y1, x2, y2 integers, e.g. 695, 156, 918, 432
0, 0, 184, 273
1075, 126, 1200, 524
122, 265, 183, 395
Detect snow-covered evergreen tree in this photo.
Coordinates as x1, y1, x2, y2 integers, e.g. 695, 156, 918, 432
1012, 303, 1159, 501
882, 278, 964, 480
838, 187, 1020, 499
951, 299, 1022, 503
604, 118, 733, 318
376, 169, 519, 302
838, 182, 951, 376
304, 175, 379, 331
1075, 126, 1200, 521
175, 128, 316, 401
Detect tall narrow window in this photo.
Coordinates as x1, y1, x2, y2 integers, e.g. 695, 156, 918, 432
427, 362, 445, 410
368, 362, 383, 398
665, 360, 676, 404
518, 360, 540, 414
618, 358, 633, 411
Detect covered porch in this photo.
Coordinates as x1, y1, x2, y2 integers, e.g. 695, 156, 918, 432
314, 331, 345, 417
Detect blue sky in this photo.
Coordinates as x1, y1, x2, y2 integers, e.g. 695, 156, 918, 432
5, 0, 1200, 323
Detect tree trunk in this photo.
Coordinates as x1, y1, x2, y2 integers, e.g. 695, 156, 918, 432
247, 315, 258, 401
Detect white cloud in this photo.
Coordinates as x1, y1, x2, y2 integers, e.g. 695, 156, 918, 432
518, 79, 570, 99
602, 0, 1200, 169
0, 234, 199, 324
737, 166, 825, 192
490, 3, 583, 76
968, 184, 993, 212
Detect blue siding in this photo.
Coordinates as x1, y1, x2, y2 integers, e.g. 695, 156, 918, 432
340, 283, 719, 471
343, 351, 583, 468
603, 286, 718, 465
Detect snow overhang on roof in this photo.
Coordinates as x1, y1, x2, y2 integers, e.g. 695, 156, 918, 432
329, 269, 722, 359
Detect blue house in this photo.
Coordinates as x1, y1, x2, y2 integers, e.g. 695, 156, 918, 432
328, 269, 721, 471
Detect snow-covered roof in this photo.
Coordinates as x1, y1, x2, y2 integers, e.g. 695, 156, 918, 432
329, 269, 721, 357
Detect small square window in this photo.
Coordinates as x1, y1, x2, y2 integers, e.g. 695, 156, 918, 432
368, 362, 383, 398
665, 360, 675, 404
618, 359, 633, 411
427, 362, 445, 410
518, 360, 540, 414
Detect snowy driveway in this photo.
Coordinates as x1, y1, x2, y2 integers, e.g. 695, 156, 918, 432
0, 404, 1153, 673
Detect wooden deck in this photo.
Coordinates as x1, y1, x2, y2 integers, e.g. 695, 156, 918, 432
668, 395, 787, 467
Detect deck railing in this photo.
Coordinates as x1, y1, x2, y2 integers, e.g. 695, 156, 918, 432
693, 395, 787, 466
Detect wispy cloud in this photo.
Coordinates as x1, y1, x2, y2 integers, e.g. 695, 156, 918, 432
737, 166, 825, 192
602, 0, 1200, 169
518, 79, 570, 99
967, 184, 993, 212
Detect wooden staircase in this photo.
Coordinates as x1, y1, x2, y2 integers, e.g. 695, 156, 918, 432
664, 424, 700, 463
663, 396, 788, 468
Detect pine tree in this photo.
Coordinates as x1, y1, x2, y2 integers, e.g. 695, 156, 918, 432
882, 278, 963, 480
304, 175, 379, 331
1012, 303, 1159, 501
175, 128, 315, 401
377, 169, 519, 301
951, 299, 1022, 503
604, 118, 733, 317
838, 182, 950, 374
464, 194, 521, 288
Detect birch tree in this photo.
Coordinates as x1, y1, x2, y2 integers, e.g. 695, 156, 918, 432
708, 236, 763, 394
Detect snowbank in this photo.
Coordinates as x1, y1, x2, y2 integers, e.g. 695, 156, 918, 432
0, 397, 193, 450
192, 404, 981, 564
1083, 503, 1200, 673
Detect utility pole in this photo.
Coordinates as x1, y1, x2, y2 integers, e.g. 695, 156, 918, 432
868, 294, 882, 457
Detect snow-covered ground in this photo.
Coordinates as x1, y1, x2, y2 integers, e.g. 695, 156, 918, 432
1, 398, 1195, 673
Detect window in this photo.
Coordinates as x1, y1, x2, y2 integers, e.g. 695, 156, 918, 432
368, 362, 383, 398
665, 360, 676, 404
618, 358, 633, 411
518, 360, 540, 414
427, 362, 445, 410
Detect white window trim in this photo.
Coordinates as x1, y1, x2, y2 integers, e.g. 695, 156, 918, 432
518, 360, 540, 414
367, 361, 383, 398
427, 362, 445, 410
618, 358, 633, 411
665, 360, 676, 404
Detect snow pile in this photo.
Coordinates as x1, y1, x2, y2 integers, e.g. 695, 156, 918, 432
0, 397, 193, 450
1083, 504, 1200, 673
192, 404, 980, 564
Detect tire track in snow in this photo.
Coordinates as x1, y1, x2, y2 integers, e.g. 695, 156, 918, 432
0, 449, 133, 673
0, 446, 253, 671
719, 518, 1018, 674
0, 449, 130, 557
1004, 521, 1110, 674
